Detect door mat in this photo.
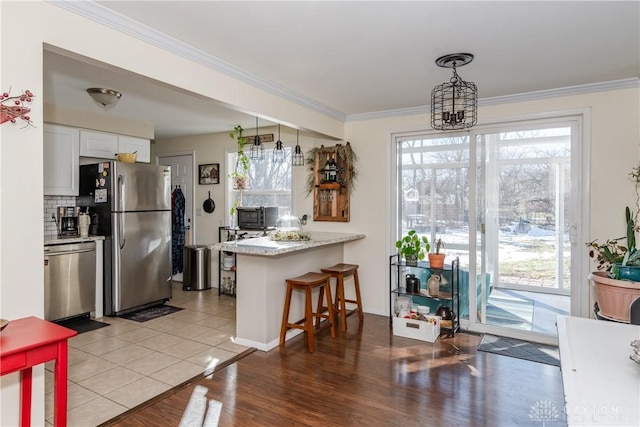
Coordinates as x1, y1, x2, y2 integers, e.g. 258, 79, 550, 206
477, 334, 560, 367
55, 316, 110, 334
119, 304, 183, 322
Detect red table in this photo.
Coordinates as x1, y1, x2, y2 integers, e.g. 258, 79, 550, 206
1, 316, 77, 426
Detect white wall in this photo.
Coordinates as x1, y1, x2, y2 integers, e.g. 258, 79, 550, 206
0, 2, 46, 425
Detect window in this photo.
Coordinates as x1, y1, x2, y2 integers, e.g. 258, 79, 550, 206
226, 148, 292, 218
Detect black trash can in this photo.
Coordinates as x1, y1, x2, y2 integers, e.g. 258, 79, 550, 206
183, 245, 211, 291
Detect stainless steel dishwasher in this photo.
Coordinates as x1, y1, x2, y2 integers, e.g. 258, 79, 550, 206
44, 241, 96, 321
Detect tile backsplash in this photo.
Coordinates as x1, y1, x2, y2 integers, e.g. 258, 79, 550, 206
44, 195, 76, 235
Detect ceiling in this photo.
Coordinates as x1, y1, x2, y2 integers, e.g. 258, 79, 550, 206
44, 1, 640, 139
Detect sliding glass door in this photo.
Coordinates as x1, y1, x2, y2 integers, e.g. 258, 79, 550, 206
395, 116, 581, 340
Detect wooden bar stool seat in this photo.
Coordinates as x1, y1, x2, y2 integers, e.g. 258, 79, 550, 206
321, 263, 364, 331
279, 272, 336, 353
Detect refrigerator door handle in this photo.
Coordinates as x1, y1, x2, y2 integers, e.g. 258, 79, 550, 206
118, 213, 126, 250
117, 174, 125, 212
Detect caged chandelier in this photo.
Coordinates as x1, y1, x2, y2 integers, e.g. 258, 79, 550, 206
430, 53, 477, 131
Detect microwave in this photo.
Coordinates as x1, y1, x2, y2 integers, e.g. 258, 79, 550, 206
237, 206, 278, 230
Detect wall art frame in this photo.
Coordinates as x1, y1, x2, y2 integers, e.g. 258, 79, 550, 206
199, 163, 220, 185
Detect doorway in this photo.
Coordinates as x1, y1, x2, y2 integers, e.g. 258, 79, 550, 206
158, 153, 195, 283
394, 114, 585, 342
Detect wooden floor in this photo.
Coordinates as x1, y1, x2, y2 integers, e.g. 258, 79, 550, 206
103, 314, 567, 427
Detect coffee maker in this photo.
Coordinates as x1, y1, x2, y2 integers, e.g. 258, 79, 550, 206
57, 206, 79, 236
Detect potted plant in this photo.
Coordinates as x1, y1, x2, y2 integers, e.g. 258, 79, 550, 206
586, 163, 640, 322
229, 125, 249, 216
396, 230, 430, 266
428, 237, 446, 269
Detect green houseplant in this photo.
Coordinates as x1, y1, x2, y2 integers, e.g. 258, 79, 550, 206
229, 125, 249, 215
396, 230, 430, 266
428, 237, 446, 269
586, 163, 640, 322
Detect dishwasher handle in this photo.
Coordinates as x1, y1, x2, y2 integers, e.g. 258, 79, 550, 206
44, 248, 95, 256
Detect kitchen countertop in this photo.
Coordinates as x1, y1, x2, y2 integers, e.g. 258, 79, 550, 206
44, 235, 105, 246
209, 231, 365, 256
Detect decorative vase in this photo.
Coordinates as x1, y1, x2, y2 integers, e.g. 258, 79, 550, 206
405, 274, 420, 293
428, 253, 445, 269
589, 271, 640, 322
405, 254, 418, 267
428, 274, 441, 297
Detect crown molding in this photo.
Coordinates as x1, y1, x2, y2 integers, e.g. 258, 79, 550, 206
345, 78, 639, 122
49, 0, 347, 122
478, 77, 640, 107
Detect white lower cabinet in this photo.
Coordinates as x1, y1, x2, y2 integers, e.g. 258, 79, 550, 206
44, 124, 80, 196
79, 129, 118, 159
118, 135, 150, 163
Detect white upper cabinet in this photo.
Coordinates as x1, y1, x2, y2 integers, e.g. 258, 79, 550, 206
79, 130, 118, 159
118, 135, 150, 163
44, 124, 80, 196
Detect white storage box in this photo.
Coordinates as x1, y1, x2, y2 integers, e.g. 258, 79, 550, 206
393, 315, 441, 343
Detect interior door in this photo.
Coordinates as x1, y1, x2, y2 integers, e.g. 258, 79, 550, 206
158, 154, 194, 282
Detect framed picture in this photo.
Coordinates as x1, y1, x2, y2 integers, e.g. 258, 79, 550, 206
199, 163, 219, 185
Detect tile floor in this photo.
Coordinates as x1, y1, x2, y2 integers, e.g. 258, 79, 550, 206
44, 283, 243, 427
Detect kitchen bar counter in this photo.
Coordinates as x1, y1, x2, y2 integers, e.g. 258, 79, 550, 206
211, 231, 365, 351
209, 231, 365, 256
44, 235, 105, 245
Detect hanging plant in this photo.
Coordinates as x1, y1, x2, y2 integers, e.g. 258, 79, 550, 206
1, 88, 35, 127
305, 141, 358, 196
229, 125, 250, 215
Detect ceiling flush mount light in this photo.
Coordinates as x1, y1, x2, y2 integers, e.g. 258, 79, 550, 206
430, 53, 477, 131
250, 117, 264, 160
292, 130, 304, 166
273, 124, 285, 163
86, 88, 122, 109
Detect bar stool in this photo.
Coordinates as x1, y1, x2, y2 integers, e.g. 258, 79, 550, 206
321, 263, 364, 331
279, 272, 336, 353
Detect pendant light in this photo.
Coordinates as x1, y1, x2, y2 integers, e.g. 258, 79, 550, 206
273, 124, 285, 163
292, 130, 304, 166
431, 53, 477, 131
250, 117, 264, 160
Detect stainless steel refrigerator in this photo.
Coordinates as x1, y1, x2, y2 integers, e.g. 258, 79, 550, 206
79, 162, 172, 315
